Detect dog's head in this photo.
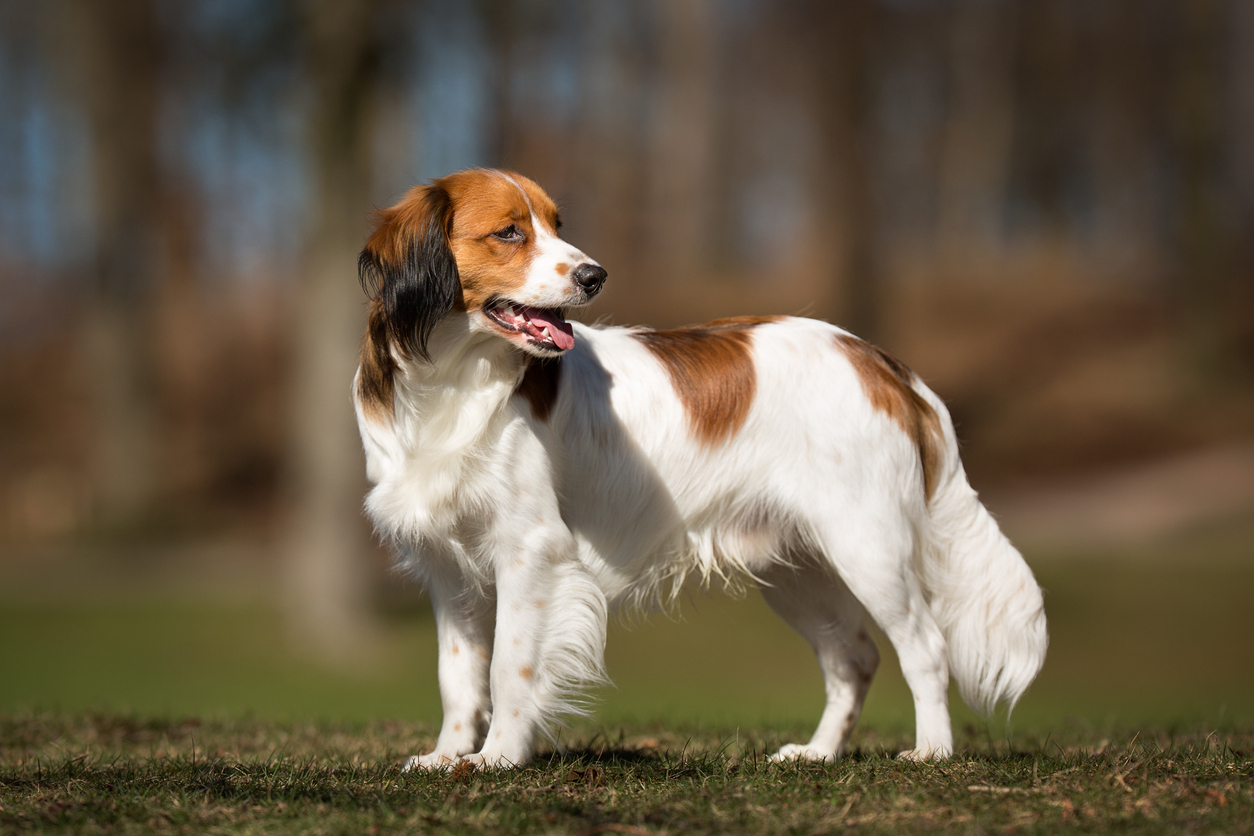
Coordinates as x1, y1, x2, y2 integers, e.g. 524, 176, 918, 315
359, 168, 606, 360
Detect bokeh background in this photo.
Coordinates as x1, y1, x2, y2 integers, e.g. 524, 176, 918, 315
2, 0, 1253, 739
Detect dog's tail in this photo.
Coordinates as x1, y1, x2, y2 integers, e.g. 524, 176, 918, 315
916, 389, 1048, 716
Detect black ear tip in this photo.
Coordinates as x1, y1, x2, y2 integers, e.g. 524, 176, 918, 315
358, 250, 383, 298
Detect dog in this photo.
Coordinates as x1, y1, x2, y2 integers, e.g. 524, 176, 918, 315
353, 168, 1047, 768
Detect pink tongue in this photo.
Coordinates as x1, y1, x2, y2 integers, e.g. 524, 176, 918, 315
523, 307, 574, 350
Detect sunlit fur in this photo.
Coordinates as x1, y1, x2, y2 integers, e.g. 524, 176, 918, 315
354, 168, 1048, 769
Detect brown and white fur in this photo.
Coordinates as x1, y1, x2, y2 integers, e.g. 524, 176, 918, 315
354, 168, 1047, 768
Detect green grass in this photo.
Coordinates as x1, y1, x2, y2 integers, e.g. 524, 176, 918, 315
2, 548, 1252, 728
1, 714, 1250, 834
1, 515, 1253, 831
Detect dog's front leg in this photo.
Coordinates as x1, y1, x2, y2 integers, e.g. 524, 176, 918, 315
468, 534, 607, 768
408, 575, 495, 770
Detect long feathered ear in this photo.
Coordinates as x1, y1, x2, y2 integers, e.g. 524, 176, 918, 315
358, 183, 459, 362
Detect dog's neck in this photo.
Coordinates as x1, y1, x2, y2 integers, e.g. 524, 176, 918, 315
389, 316, 529, 452
357, 317, 533, 544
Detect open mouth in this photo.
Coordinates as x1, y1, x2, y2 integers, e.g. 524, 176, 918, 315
484, 300, 575, 352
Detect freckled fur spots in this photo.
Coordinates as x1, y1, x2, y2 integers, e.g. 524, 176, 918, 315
835, 334, 943, 501
633, 317, 778, 448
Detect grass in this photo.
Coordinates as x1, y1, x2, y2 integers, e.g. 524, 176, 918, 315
2, 548, 1252, 727
1, 513, 1253, 832
1, 714, 1250, 834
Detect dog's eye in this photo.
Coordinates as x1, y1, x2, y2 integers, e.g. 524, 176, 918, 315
492, 225, 523, 242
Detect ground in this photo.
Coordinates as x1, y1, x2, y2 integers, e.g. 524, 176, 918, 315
1, 715, 1250, 834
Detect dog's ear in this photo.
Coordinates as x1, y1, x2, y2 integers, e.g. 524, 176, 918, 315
358, 183, 459, 362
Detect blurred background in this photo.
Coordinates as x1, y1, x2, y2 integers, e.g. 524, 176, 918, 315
1, 0, 1252, 736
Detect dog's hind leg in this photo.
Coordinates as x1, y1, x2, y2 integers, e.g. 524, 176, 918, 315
810, 512, 954, 760
408, 573, 496, 770
760, 559, 879, 762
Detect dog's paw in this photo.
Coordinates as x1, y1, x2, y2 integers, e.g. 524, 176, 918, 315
460, 751, 527, 769
769, 743, 837, 763
895, 746, 951, 762
404, 751, 525, 771
403, 752, 460, 771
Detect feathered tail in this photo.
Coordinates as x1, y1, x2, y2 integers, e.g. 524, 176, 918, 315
917, 392, 1048, 715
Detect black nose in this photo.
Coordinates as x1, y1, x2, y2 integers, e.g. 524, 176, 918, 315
573, 263, 607, 293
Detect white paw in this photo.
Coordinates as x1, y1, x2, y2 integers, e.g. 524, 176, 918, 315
770, 743, 837, 763
404, 750, 526, 771
896, 746, 951, 762
404, 752, 459, 771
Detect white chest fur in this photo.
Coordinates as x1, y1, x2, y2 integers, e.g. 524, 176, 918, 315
354, 335, 542, 569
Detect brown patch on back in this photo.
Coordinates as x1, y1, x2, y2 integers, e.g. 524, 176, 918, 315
835, 334, 943, 501
702, 315, 783, 329
517, 356, 562, 422
357, 298, 395, 421
633, 316, 780, 447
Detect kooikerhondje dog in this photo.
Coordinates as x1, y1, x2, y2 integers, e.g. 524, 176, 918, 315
353, 168, 1047, 768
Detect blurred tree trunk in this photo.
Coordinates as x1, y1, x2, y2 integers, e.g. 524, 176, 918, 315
50, 0, 162, 524
936, 0, 1017, 274
571, 3, 652, 316
283, 0, 383, 661
646, 0, 717, 287
800, 0, 882, 341
1015, 0, 1079, 242
485, 1, 572, 190
483, 0, 525, 169
1229, 0, 1254, 370
1085, 1, 1159, 272
1172, 0, 1232, 376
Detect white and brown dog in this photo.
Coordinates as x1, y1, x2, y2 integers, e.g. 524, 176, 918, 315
353, 168, 1047, 768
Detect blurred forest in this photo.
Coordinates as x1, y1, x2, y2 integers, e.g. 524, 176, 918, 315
1, 0, 1253, 652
